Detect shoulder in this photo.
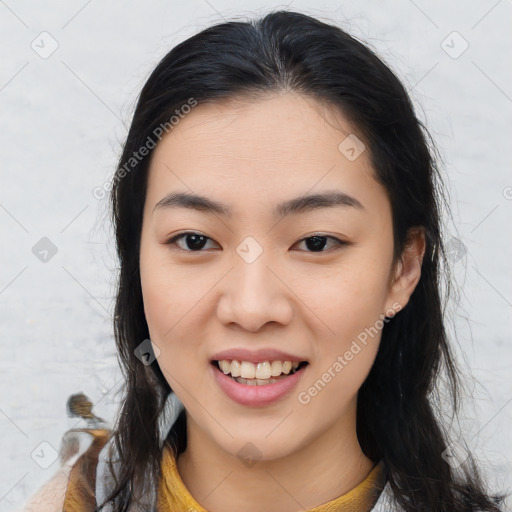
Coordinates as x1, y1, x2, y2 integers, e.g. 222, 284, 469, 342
20, 428, 110, 512
369, 479, 499, 512
371, 481, 400, 511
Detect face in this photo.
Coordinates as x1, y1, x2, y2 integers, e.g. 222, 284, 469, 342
139, 92, 421, 462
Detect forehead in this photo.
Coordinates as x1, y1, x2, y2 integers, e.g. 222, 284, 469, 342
145, 92, 388, 218
152, 92, 359, 163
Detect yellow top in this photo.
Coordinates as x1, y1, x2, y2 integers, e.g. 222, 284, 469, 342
157, 442, 385, 512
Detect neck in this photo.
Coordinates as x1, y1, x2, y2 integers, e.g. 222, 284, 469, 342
176, 401, 374, 512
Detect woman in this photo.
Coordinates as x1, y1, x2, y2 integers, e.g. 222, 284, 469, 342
22, 9, 505, 512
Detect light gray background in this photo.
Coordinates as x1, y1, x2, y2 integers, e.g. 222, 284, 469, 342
1, 1, 511, 510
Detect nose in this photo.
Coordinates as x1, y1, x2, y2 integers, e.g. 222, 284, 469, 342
216, 248, 293, 332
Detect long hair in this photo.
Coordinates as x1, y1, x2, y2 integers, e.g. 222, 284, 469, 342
99, 10, 505, 511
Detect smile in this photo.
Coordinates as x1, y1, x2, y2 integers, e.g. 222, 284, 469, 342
214, 359, 308, 385
211, 359, 309, 407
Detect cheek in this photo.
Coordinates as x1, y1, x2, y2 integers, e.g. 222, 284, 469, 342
140, 241, 196, 336
140, 266, 177, 342
139, 246, 218, 392
139, 265, 207, 399
140, 245, 188, 363
296, 256, 390, 397
301, 256, 391, 338
296, 288, 384, 425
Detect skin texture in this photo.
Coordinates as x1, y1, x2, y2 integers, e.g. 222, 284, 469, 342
139, 91, 425, 512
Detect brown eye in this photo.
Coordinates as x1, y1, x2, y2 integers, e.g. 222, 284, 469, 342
295, 235, 347, 253
166, 232, 218, 252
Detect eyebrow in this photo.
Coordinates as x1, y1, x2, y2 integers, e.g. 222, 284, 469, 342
153, 190, 365, 218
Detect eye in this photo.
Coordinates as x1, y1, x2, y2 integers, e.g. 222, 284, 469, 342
165, 232, 348, 253
294, 234, 348, 253
166, 232, 219, 252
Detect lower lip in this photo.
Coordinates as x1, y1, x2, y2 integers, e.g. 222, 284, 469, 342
211, 362, 307, 407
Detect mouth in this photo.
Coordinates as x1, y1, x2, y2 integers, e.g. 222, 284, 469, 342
211, 359, 309, 386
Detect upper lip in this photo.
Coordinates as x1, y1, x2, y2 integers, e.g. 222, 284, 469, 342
211, 348, 308, 364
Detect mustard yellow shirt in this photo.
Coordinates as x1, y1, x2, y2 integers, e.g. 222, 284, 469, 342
157, 442, 385, 512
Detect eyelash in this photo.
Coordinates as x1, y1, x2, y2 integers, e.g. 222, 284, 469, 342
164, 232, 348, 254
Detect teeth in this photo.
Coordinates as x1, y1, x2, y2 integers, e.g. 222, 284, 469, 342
256, 362, 271, 379
234, 377, 281, 385
270, 360, 282, 377
230, 360, 241, 377
219, 360, 230, 374
217, 359, 304, 379
240, 361, 256, 379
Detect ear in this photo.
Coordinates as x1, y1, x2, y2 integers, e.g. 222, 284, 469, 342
384, 226, 426, 314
